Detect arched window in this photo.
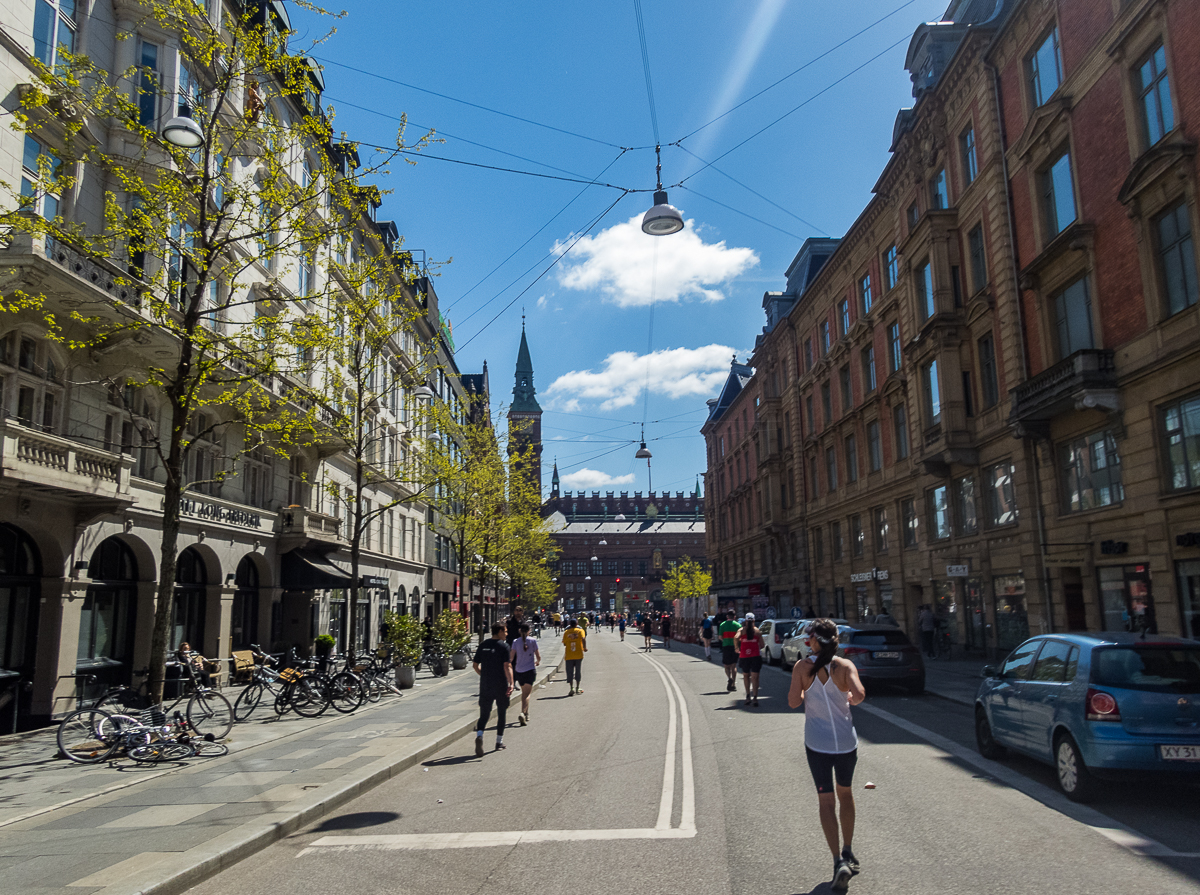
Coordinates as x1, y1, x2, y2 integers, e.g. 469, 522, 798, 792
78, 537, 138, 688
0, 525, 41, 722
172, 547, 207, 650
231, 556, 259, 650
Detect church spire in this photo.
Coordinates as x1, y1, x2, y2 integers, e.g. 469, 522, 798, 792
511, 320, 540, 412
551, 461, 560, 498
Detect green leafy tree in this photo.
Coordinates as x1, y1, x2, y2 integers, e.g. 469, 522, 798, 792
661, 556, 713, 604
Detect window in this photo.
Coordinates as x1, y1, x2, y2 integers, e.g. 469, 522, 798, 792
1164, 395, 1200, 492
916, 260, 935, 321
1029, 27, 1063, 106
955, 475, 978, 535
859, 274, 872, 315
922, 360, 941, 426
840, 365, 852, 412
1156, 201, 1197, 317
1001, 639, 1041, 680
962, 371, 975, 418
978, 334, 999, 409
1042, 150, 1077, 239
805, 394, 815, 435
137, 39, 161, 127
862, 346, 876, 392
813, 528, 825, 564
930, 485, 951, 540
884, 245, 899, 291
19, 136, 60, 220
874, 507, 889, 553
33, 0, 76, 73
844, 435, 858, 483
867, 420, 882, 472
821, 381, 832, 424
838, 299, 850, 337
1052, 275, 1094, 358
1062, 430, 1124, 510
930, 168, 948, 210
1031, 641, 1079, 682
851, 514, 864, 557
907, 203, 920, 229
888, 322, 902, 373
903, 498, 918, 548
243, 447, 273, 508
809, 456, 819, 500
968, 224, 987, 294
960, 127, 978, 185
832, 521, 843, 561
825, 446, 838, 492
804, 338, 814, 371
1137, 43, 1174, 147
987, 462, 1017, 526
893, 404, 909, 459
820, 321, 832, 355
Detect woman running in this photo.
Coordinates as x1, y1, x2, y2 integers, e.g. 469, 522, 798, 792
618, 614, 627, 641
734, 613, 765, 706
509, 622, 541, 725
641, 613, 654, 651
788, 618, 865, 891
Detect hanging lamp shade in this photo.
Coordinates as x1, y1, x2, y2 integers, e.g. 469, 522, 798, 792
641, 190, 684, 235
590, 555, 598, 562
598, 539, 608, 546
635, 441, 653, 460
412, 384, 435, 401
163, 108, 204, 148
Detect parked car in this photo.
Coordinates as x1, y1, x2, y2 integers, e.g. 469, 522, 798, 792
780, 619, 850, 669
974, 633, 1200, 802
757, 619, 798, 666
840, 624, 925, 695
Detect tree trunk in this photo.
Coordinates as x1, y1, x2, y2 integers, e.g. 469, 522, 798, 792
147, 415, 186, 706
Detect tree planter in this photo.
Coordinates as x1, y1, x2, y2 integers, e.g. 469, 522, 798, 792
451, 650, 469, 670
395, 665, 416, 689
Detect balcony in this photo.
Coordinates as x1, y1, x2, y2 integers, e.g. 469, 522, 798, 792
277, 506, 344, 551
0, 420, 133, 506
1009, 350, 1118, 439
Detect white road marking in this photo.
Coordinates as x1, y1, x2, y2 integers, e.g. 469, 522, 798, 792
300, 642, 697, 854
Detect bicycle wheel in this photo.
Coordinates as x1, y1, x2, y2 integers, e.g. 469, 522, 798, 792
328, 671, 366, 714
58, 709, 118, 763
186, 691, 234, 739
130, 741, 195, 762
233, 683, 264, 722
94, 689, 145, 715
291, 677, 328, 718
190, 739, 229, 758
363, 671, 383, 703
273, 684, 292, 716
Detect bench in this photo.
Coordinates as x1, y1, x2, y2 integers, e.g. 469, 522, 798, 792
231, 651, 256, 684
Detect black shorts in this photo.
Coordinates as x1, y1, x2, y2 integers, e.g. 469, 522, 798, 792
805, 746, 858, 793
722, 645, 738, 666
514, 669, 536, 686
738, 655, 763, 674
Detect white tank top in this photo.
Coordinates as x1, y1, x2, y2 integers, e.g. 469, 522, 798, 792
803, 664, 858, 754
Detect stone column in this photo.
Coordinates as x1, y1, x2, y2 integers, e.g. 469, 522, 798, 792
259, 586, 282, 651
132, 579, 158, 687
39, 577, 89, 718
208, 583, 234, 664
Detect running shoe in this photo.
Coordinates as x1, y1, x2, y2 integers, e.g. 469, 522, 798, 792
568, 688, 575, 696
518, 713, 527, 726
474, 737, 484, 758
727, 680, 736, 692
832, 859, 852, 891
576, 688, 583, 695
495, 742, 506, 751
841, 847, 860, 874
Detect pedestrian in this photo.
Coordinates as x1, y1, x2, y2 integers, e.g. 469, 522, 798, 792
472, 622, 514, 756
805, 605, 817, 619
735, 613, 764, 706
699, 613, 714, 660
505, 605, 525, 647
579, 613, 590, 639
661, 613, 672, 650
562, 617, 587, 695
718, 610, 741, 691
788, 618, 865, 891
609, 613, 616, 633
917, 604, 935, 658
509, 621, 540, 725
618, 614, 627, 641
641, 612, 654, 651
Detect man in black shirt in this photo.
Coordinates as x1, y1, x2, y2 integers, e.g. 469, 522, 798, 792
473, 622, 514, 756
505, 606, 525, 647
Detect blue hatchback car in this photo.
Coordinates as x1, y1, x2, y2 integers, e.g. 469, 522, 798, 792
974, 633, 1200, 801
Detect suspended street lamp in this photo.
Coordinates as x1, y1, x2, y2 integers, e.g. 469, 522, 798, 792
635, 426, 653, 492
162, 105, 205, 149
641, 145, 684, 236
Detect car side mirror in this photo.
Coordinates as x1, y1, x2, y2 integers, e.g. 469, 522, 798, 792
982, 665, 999, 678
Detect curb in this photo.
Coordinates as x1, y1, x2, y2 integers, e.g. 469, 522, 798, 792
104, 654, 563, 895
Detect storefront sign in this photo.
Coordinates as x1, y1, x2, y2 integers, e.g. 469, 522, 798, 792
1099, 540, 1128, 555
850, 568, 889, 583
360, 576, 388, 588
946, 564, 969, 577
1177, 532, 1200, 548
179, 498, 263, 528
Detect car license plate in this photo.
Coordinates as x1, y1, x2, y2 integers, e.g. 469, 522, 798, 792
1160, 745, 1200, 761
873, 651, 901, 660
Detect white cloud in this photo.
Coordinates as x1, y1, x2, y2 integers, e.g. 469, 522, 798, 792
559, 468, 636, 490
546, 343, 738, 410
536, 295, 548, 309
554, 214, 758, 307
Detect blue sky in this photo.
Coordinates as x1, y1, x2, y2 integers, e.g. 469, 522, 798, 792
295, 0, 949, 497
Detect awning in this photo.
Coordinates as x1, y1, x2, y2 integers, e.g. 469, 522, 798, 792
281, 550, 353, 590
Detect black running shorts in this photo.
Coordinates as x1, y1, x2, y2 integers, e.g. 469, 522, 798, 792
514, 669, 536, 686
722, 645, 738, 666
738, 655, 763, 674
805, 746, 858, 793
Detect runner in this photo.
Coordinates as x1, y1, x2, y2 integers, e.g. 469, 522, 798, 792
509, 621, 540, 725
579, 613, 590, 639
472, 622, 514, 756
618, 614, 626, 641
609, 613, 616, 633
641, 612, 654, 651
699, 613, 714, 660
718, 610, 741, 691
661, 613, 672, 650
735, 612, 765, 706
788, 618, 865, 891
562, 617, 587, 695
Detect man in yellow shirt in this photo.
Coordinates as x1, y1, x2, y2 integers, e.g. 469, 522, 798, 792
561, 617, 588, 695
579, 614, 590, 637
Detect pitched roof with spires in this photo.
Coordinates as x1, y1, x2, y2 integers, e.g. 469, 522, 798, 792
510, 324, 541, 412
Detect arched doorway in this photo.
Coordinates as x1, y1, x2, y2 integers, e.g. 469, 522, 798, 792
78, 537, 138, 692
0, 524, 41, 727
172, 547, 207, 650
231, 557, 259, 651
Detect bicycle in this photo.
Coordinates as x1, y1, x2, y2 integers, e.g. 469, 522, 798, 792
57, 705, 222, 764
90, 652, 234, 739
933, 628, 952, 660
233, 645, 290, 722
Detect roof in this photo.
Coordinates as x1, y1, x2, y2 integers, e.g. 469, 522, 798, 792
705, 359, 754, 424
511, 326, 541, 412
546, 513, 704, 536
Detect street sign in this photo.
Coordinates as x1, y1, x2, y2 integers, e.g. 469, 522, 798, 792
791, 607, 805, 618
946, 564, 969, 577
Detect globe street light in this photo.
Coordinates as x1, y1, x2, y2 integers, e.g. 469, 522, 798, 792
162, 106, 204, 149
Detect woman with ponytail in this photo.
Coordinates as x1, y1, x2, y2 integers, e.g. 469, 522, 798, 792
787, 619, 866, 891
509, 622, 540, 725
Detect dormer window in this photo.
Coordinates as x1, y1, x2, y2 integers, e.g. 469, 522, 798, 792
1029, 27, 1063, 107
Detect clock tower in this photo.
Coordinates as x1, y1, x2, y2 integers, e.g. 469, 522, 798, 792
507, 321, 543, 495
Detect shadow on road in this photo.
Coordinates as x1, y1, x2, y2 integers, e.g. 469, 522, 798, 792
423, 754, 480, 767
314, 811, 400, 831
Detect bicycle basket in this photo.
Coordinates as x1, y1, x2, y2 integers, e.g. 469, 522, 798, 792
139, 705, 168, 727
278, 668, 304, 683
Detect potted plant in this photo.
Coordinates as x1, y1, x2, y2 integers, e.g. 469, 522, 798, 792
313, 634, 336, 672
432, 609, 469, 675
383, 610, 422, 689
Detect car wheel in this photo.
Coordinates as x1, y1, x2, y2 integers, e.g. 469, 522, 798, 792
975, 706, 1007, 760
1054, 733, 1096, 803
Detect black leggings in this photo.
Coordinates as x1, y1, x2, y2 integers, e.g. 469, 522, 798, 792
477, 692, 509, 733
805, 746, 858, 794
565, 659, 582, 685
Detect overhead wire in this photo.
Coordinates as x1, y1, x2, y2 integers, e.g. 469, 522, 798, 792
632, 0, 661, 145
675, 186, 804, 240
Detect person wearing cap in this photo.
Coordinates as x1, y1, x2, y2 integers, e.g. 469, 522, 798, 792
718, 610, 741, 691
561, 617, 587, 695
735, 613, 766, 706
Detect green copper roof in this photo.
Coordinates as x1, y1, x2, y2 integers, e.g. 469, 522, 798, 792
511, 326, 541, 412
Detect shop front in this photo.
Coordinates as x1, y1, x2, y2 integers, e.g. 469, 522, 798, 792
849, 568, 891, 621
0, 524, 40, 730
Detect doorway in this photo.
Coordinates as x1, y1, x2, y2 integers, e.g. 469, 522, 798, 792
0, 524, 40, 729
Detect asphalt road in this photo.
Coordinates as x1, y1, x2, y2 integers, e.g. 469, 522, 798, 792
187, 630, 1200, 894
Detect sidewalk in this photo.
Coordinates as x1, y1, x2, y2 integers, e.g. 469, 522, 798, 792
0, 640, 563, 895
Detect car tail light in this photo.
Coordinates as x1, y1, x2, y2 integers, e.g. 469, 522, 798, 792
842, 646, 869, 659
1086, 688, 1121, 722
775, 633, 783, 644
